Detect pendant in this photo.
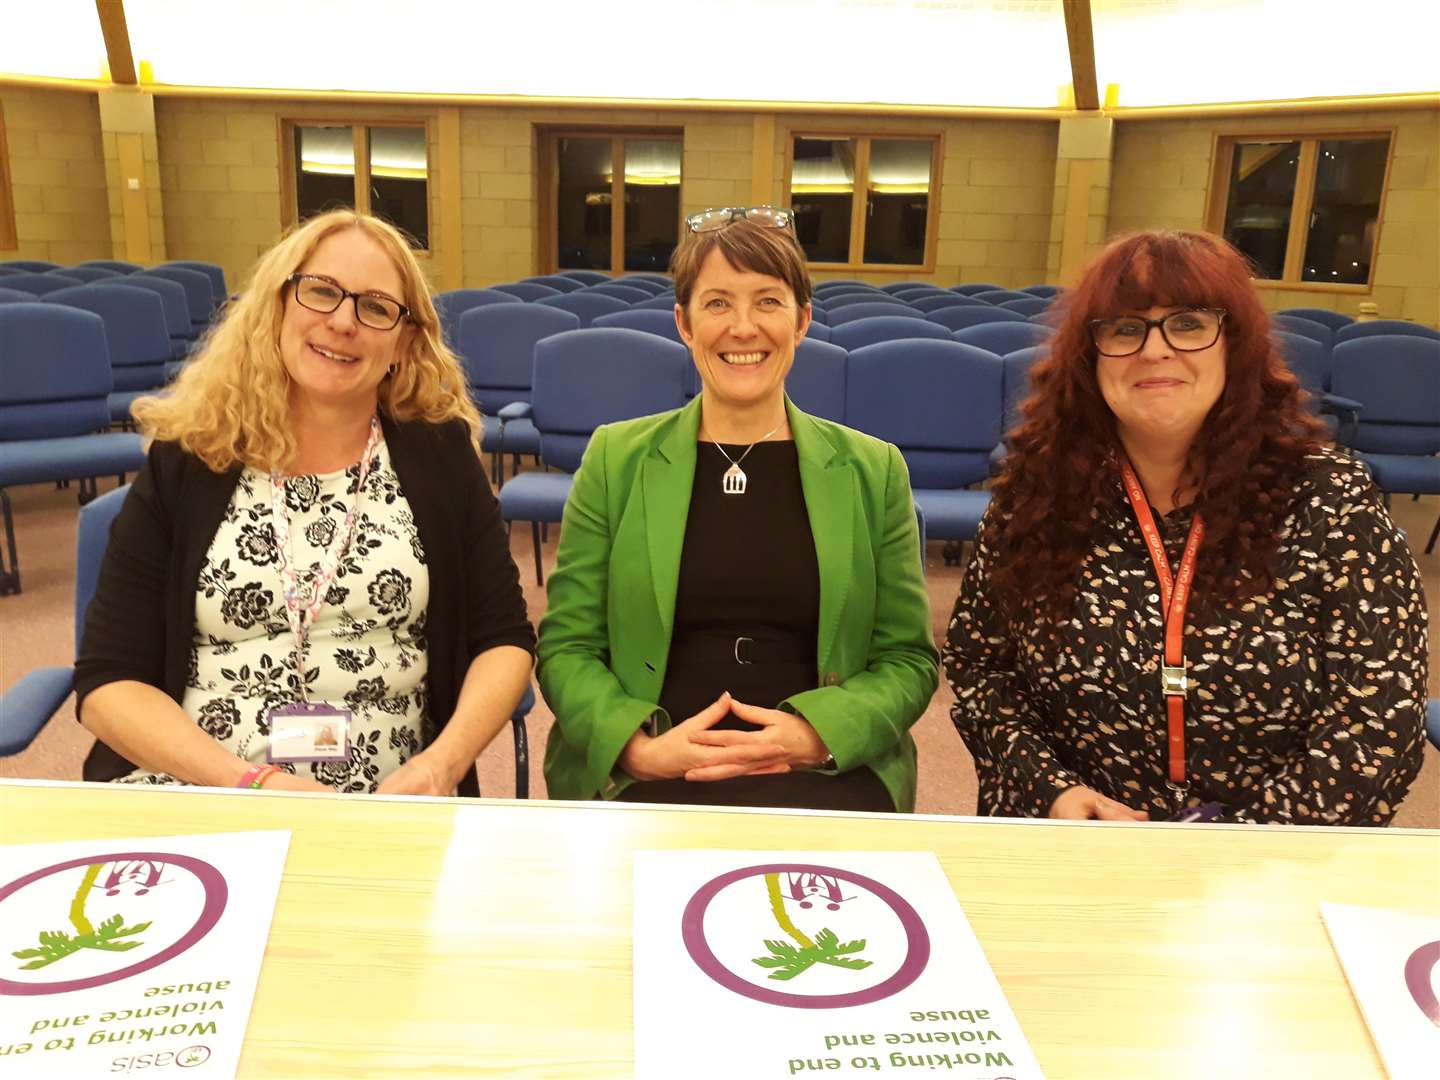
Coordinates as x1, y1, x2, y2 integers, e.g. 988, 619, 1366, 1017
722, 463, 748, 495
297, 579, 316, 605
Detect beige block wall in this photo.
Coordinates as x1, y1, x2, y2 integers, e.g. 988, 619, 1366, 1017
1109, 108, 1440, 325
0, 86, 110, 264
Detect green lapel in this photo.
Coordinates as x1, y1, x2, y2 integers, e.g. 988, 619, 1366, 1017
789, 398, 854, 674
641, 397, 702, 645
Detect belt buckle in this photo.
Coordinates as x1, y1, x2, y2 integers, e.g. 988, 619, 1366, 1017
1161, 664, 1188, 697
734, 636, 754, 665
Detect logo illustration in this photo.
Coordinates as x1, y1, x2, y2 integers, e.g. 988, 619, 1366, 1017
1404, 939, 1440, 1027
752, 872, 873, 981
177, 1045, 212, 1067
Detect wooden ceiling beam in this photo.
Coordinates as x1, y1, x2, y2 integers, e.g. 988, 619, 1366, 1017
96, 0, 137, 85
1063, 0, 1100, 112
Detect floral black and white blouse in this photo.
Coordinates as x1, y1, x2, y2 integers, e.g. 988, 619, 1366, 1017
944, 448, 1428, 825
117, 438, 429, 792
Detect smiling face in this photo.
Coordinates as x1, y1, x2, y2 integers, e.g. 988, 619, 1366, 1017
676, 248, 810, 419
278, 227, 412, 419
1095, 305, 1227, 451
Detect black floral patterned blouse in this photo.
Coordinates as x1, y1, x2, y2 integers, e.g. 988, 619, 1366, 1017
944, 448, 1428, 825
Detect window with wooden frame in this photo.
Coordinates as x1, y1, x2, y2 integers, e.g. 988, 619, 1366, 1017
784, 132, 942, 271
281, 120, 431, 250
538, 129, 684, 275
0, 101, 17, 251
1206, 132, 1393, 289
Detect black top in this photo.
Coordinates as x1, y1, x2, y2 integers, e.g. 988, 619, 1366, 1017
621, 440, 891, 811
74, 416, 537, 796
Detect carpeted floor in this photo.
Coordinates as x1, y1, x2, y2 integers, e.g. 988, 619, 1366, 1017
2, 465, 1437, 826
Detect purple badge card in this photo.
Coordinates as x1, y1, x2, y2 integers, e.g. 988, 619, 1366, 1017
633, 851, 1045, 1079
0, 831, 290, 1079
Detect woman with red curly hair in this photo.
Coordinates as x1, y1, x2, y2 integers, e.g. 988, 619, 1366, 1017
944, 230, 1427, 825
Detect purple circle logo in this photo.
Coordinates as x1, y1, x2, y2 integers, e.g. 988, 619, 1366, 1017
0, 852, 227, 997
177, 1045, 212, 1067
1404, 940, 1440, 1027
681, 862, 930, 1009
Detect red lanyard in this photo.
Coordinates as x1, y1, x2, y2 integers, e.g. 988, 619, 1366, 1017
1118, 458, 1205, 796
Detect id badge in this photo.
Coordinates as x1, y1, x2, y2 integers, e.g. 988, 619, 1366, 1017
266, 702, 352, 763
1169, 801, 1225, 823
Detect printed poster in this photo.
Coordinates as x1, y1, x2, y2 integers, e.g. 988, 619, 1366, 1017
634, 850, 1045, 1079
0, 831, 290, 1078
1321, 902, 1440, 1080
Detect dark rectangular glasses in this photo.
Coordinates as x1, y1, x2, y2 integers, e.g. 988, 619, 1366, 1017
287, 273, 410, 331
1089, 309, 1227, 357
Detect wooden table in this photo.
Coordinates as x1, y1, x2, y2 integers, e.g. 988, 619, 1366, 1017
1, 779, 1435, 1078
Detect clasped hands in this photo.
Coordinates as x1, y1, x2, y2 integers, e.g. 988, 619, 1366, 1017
619, 691, 830, 783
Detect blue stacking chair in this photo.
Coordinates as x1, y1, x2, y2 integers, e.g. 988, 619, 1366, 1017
952, 321, 1054, 356
613, 276, 670, 294
633, 293, 679, 312
971, 289, 1032, 305
927, 305, 1029, 333
521, 275, 586, 293
952, 282, 1006, 296
44, 284, 172, 424
998, 297, 1050, 318
455, 303, 581, 484
1277, 307, 1354, 331
845, 340, 1003, 549
805, 321, 832, 342
829, 303, 930, 328
1272, 314, 1334, 348
989, 345, 1047, 476
1336, 320, 1440, 343
557, 270, 611, 286
785, 339, 847, 423
911, 293, 986, 314
893, 285, 955, 301
1427, 699, 1440, 751
621, 273, 673, 287
2, 272, 83, 296
1331, 335, 1440, 552
494, 282, 561, 302
807, 303, 829, 325
828, 315, 951, 351
580, 283, 652, 305
498, 328, 690, 584
0, 305, 147, 595
0, 287, 36, 304
814, 280, 876, 295
434, 288, 515, 347
1020, 284, 1062, 298
0, 266, 19, 275
1271, 330, 1360, 436
117, 274, 194, 367
592, 308, 685, 345
141, 266, 214, 336
823, 292, 909, 311
537, 291, 630, 327
77, 260, 143, 274
0, 260, 61, 272
161, 261, 228, 312
57, 267, 121, 283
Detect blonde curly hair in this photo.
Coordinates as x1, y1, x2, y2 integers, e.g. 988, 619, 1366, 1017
132, 210, 480, 473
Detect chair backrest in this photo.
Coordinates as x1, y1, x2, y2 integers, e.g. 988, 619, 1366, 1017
493, 282, 561, 302
0, 304, 113, 440
434, 288, 515, 346
1001, 346, 1045, 436
620, 273, 673, 287
161, 261, 228, 306
814, 280, 875, 295
140, 266, 213, 327
633, 293, 679, 312
455, 302, 581, 409
998, 297, 1050, 318
59, 266, 121, 283
805, 320, 832, 342
952, 321, 1054, 356
1, 272, 84, 296
845, 340, 1003, 488
531, 328, 690, 470
823, 291, 909, 310
1335, 320, 1440, 343
536, 291, 630, 327
970, 289, 1032, 305
75, 484, 131, 648
613, 276, 670, 294
1273, 330, 1331, 394
910, 293, 986, 314
43, 285, 171, 390
881, 282, 933, 296
77, 260, 144, 274
0, 260, 61, 272
591, 308, 685, 344
1020, 284, 1062, 298
828, 315, 952, 351
1331, 336, 1440, 453
114, 275, 193, 340
829, 302, 930, 327
927, 304, 1029, 332
0, 287, 36, 304
1272, 314, 1334, 348
952, 282, 1006, 296
582, 283, 652, 304
521, 275, 586, 293
892, 285, 954, 301
785, 339, 847, 423
1277, 307, 1354, 331
556, 270, 611, 285
0, 266, 17, 275
807, 303, 829, 325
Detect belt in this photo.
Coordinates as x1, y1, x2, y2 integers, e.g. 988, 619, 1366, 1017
673, 634, 815, 666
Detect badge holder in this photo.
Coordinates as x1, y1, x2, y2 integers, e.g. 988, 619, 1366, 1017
267, 702, 353, 763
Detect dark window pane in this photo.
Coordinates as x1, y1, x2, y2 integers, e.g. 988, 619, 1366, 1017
1221, 140, 1300, 280
864, 139, 932, 265
791, 138, 855, 263
556, 137, 613, 271
295, 126, 356, 221
1301, 138, 1389, 285
623, 139, 681, 272
368, 127, 429, 250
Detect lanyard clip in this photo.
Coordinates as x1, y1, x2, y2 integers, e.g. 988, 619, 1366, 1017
1161, 664, 1189, 697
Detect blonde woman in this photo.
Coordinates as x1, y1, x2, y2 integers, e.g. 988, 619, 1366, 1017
76, 211, 534, 796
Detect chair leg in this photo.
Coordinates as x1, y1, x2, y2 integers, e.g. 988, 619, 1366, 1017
1427, 510, 1439, 555
942, 540, 963, 567
512, 714, 529, 800
531, 522, 544, 587
0, 488, 20, 596
77, 476, 97, 506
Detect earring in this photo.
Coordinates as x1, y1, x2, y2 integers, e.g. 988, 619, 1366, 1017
387, 363, 398, 376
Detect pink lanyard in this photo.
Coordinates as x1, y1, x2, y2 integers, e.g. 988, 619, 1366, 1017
268, 418, 382, 702
1118, 457, 1205, 798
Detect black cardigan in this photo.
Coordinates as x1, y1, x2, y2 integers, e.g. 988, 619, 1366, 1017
75, 414, 536, 795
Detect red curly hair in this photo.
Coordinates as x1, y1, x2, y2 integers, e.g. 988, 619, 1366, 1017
986, 230, 1328, 627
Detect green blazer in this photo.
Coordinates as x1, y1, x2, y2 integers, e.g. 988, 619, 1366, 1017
537, 395, 938, 810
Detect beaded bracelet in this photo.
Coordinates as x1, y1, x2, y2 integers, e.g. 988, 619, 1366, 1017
236, 764, 280, 790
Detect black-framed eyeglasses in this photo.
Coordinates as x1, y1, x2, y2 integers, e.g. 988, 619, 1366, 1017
686, 206, 796, 234
1088, 308, 1227, 357
286, 273, 411, 331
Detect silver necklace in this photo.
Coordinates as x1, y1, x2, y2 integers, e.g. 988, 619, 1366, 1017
709, 421, 785, 495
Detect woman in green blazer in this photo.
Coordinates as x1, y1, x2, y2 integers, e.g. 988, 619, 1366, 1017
538, 208, 938, 811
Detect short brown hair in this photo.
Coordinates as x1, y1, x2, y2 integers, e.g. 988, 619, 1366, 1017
670, 217, 812, 318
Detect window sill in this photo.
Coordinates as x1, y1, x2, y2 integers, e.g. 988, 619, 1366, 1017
1252, 279, 1371, 294
808, 262, 936, 275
